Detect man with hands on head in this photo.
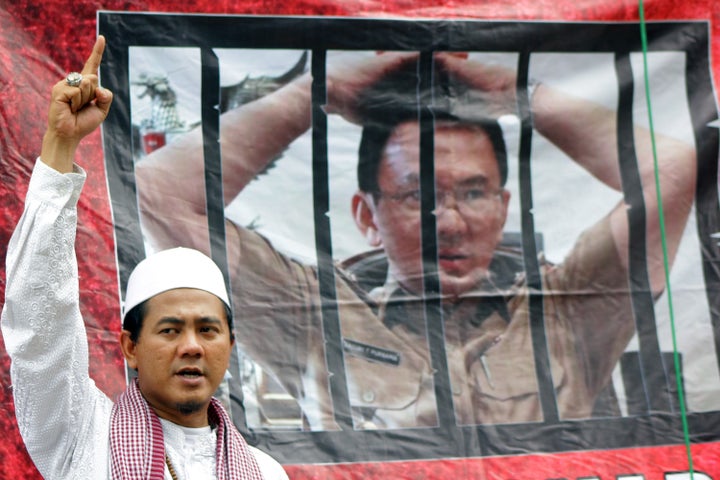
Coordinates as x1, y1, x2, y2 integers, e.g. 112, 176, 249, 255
1, 36, 287, 479
136, 52, 696, 429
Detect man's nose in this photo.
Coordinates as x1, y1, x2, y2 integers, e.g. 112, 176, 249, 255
178, 331, 203, 356
434, 197, 468, 238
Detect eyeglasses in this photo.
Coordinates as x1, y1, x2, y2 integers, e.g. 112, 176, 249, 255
373, 185, 504, 215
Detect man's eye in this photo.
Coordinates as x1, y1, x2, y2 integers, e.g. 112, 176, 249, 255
402, 190, 421, 204
462, 188, 488, 201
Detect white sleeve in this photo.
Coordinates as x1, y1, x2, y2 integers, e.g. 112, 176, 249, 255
248, 446, 290, 480
1, 159, 112, 478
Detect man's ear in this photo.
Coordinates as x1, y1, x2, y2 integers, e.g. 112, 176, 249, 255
119, 330, 138, 371
352, 192, 382, 247
496, 188, 512, 244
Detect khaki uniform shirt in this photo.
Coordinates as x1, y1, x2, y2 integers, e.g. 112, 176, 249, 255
229, 217, 633, 430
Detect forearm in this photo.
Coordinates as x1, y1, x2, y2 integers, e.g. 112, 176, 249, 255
136, 73, 312, 213
40, 131, 80, 174
531, 83, 624, 189
533, 82, 696, 291
219, 73, 313, 203
610, 128, 696, 293
1, 160, 99, 474
134, 74, 312, 253
531, 82, 695, 190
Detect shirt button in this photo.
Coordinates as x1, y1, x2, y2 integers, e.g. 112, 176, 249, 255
362, 390, 376, 403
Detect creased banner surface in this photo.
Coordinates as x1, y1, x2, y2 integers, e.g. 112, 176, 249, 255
1, 2, 720, 479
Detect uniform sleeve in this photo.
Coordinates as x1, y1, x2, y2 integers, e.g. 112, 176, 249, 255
1, 159, 112, 478
228, 223, 347, 430
543, 215, 636, 397
228, 223, 324, 395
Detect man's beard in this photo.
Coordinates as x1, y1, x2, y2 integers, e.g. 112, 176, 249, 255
176, 401, 204, 416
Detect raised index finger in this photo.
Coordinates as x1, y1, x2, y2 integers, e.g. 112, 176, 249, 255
81, 35, 106, 76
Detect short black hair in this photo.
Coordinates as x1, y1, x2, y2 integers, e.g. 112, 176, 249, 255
123, 299, 235, 344
355, 60, 508, 193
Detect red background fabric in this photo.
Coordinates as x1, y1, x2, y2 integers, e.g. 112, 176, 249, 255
0, 1, 717, 478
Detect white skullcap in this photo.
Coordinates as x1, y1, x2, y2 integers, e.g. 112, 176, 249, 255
123, 247, 231, 320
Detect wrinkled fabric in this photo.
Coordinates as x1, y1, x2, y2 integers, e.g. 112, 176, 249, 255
230, 213, 634, 429
0, 1, 716, 479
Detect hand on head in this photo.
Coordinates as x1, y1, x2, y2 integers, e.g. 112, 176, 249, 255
325, 52, 518, 126
41, 35, 113, 172
325, 51, 419, 125
433, 52, 518, 117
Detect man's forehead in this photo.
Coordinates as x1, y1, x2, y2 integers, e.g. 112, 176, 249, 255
380, 121, 500, 182
383, 121, 494, 155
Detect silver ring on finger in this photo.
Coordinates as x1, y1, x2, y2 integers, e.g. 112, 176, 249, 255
65, 72, 83, 87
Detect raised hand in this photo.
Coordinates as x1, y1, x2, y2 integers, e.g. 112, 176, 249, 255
41, 35, 113, 173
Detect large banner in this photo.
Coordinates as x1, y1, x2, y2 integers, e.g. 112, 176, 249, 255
2, 2, 720, 479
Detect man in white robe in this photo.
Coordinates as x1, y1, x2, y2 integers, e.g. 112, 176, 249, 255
1, 36, 288, 480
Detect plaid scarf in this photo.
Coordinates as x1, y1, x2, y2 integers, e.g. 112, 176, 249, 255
110, 379, 264, 480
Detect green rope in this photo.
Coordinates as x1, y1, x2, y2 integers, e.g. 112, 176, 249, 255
637, 0, 694, 476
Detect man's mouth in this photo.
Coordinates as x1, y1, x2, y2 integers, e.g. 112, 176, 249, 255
176, 367, 204, 378
438, 250, 468, 262
437, 251, 470, 272
439, 253, 466, 260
